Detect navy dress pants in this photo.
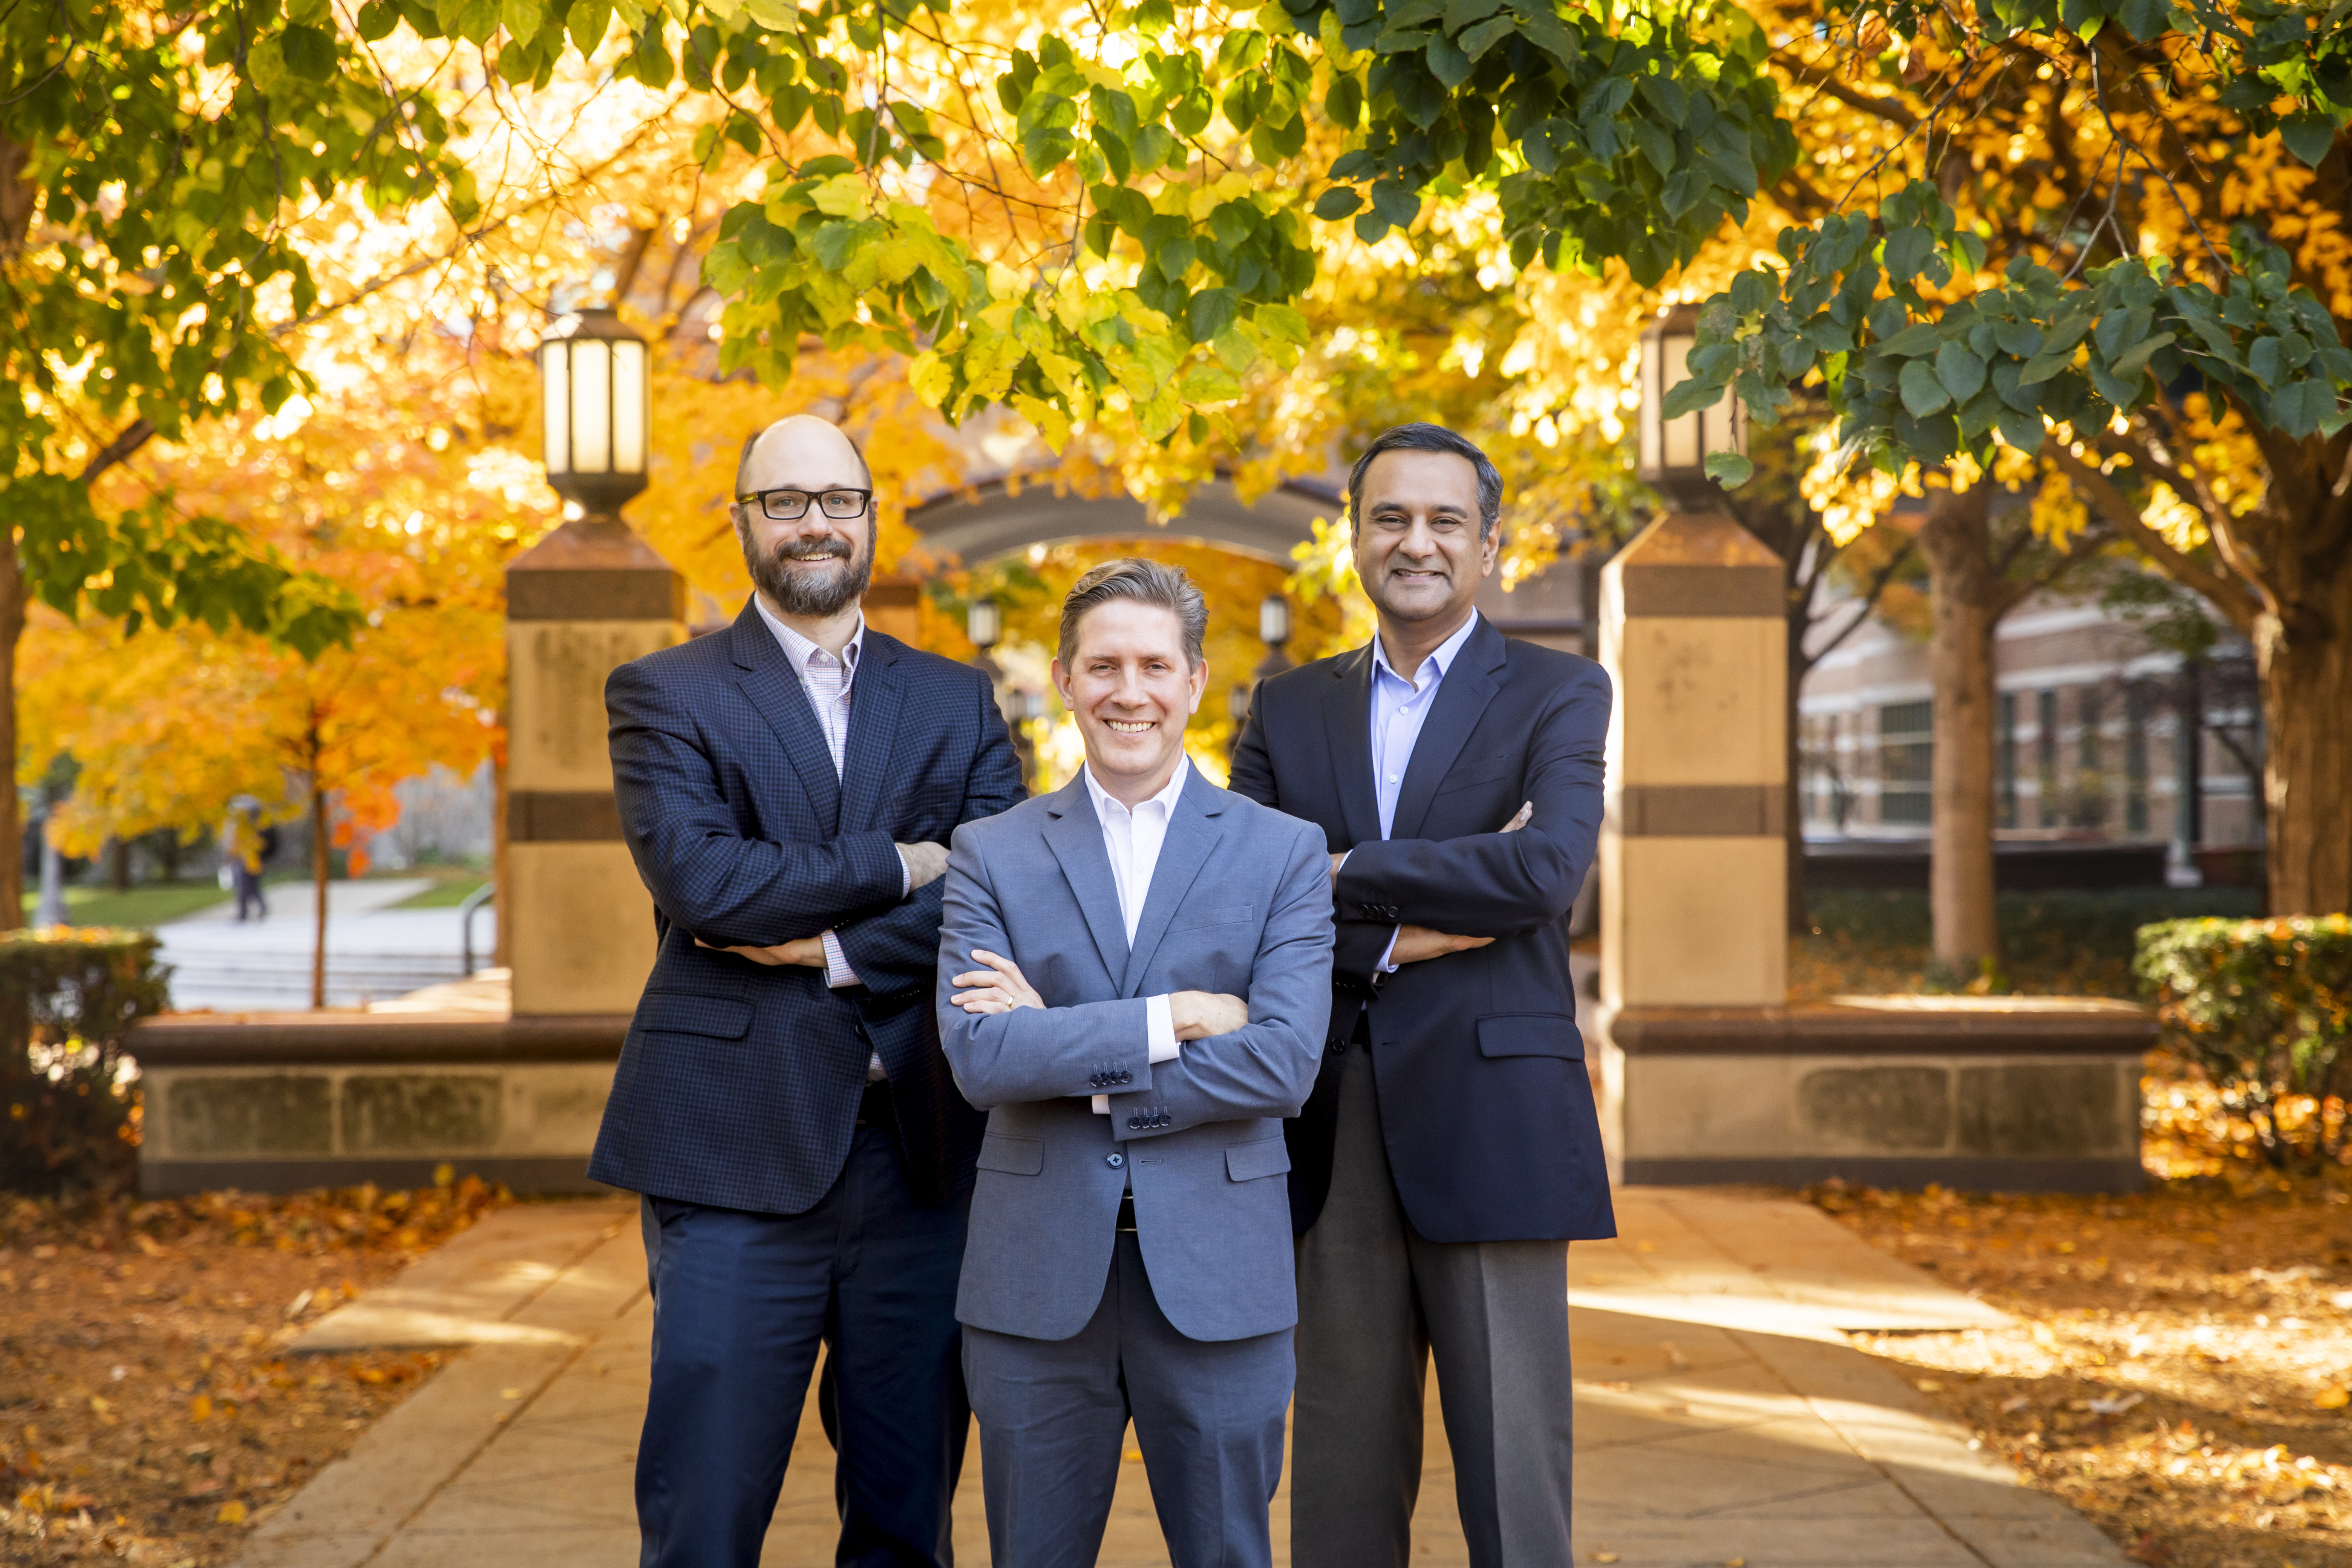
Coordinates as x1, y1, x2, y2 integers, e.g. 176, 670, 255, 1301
636, 1123, 972, 1568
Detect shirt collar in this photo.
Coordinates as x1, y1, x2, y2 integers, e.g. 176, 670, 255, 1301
1082, 753, 1190, 823
754, 594, 865, 676
1370, 610, 1480, 694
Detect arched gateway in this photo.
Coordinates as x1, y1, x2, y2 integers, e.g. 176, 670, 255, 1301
905, 475, 1339, 565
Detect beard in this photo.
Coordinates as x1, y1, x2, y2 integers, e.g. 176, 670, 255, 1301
743, 522, 874, 618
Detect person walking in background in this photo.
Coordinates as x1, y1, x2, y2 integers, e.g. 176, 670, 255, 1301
1230, 423, 1614, 1568
223, 797, 270, 922
591, 413, 1025, 1568
936, 559, 1332, 1568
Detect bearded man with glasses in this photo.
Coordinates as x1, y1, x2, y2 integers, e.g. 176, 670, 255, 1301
591, 414, 1026, 1567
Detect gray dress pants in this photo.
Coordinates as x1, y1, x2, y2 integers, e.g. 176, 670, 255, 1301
963, 1231, 1293, 1568
1291, 1037, 1577, 1568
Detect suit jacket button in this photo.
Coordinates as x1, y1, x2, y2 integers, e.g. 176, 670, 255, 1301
1121, 1070, 1133, 1083
1106, 1153, 1125, 1169
1126, 1115, 1142, 1131
1328, 1040, 1345, 1055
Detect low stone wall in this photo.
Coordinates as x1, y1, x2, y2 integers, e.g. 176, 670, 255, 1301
132, 1012, 628, 1196
1596, 996, 2156, 1193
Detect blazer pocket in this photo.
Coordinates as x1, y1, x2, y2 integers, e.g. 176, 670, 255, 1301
1225, 1136, 1292, 1182
976, 1133, 1044, 1176
635, 992, 753, 1040
1476, 1013, 1585, 1062
1170, 900, 1255, 933
1434, 763, 1513, 795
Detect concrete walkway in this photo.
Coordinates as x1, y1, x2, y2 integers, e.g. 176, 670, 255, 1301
156, 879, 497, 1012
238, 1190, 2125, 1568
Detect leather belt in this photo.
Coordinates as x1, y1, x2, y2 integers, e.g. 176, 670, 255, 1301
1116, 1193, 1138, 1232
854, 1078, 893, 1129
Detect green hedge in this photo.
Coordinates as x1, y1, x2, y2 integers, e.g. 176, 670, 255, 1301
2136, 914, 2352, 1170
0, 928, 172, 1194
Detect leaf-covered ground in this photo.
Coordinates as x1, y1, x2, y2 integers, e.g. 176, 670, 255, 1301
1816, 1109, 2352, 1568
0, 1178, 505, 1565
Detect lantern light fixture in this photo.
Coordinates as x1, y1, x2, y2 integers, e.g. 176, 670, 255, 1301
538, 307, 651, 522
1637, 303, 1746, 512
1258, 594, 1290, 649
967, 596, 1003, 651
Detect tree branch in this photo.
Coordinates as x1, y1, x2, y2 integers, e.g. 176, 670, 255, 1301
1773, 52, 1920, 129
2044, 439, 2260, 629
78, 418, 156, 485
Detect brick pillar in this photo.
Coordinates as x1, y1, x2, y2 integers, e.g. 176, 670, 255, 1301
504, 519, 685, 1017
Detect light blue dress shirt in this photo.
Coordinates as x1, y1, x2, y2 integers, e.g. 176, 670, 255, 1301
1359, 612, 1481, 971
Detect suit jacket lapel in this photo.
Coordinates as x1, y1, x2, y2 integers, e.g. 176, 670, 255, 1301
1389, 617, 1508, 842
1042, 779, 1129, 983
1324, 645, 1383, 848
728, 603, 843, 832
837, 631, 905, 834
1120, 772, 1227, 998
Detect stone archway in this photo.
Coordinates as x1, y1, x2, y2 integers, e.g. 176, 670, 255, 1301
906, 476, 1340, 565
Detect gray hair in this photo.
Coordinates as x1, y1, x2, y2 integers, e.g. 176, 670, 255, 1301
1058, 558, 1208, 670
1346, 421, 1504, 538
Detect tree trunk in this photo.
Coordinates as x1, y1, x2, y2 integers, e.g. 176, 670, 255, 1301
2257, 562, 2352, 916
1916, 484, 2002, 975
107, 837, 130, 892
0, 531, 23, 934
310, 763, 329, 1010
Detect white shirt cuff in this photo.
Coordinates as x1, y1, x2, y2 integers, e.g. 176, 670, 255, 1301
895, 845, 912, 898
821, 930, 860, 988
1145, 994, 1179, 1062
1377, 925, 1401, 974
1099, 997, 1181, 1115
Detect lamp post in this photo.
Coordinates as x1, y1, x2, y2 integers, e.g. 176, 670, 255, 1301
1636, 302, 1746, 514
503, 306, 684, 1017
1229, 594, 1295, 758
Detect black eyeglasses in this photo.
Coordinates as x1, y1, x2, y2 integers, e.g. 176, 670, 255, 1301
736, 487, 872, 521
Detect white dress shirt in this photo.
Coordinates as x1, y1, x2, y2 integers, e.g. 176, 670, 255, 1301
1080, 757, 1186, 1113
752, 596, 911, 1078
1360, 611, 1482, 971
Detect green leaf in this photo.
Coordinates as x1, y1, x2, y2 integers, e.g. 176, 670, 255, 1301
1442, 0, 1502, 34
2248, 335, 2284, 387
2273, 377, 2335, 439
1899, 359, 1952, 416
1876, 322, 1942, 357
1882, 227, 1934, 283
1178, 362, 1244, 402
2281, 112, 2340, 169
1459, 14, 1517, 58
2018, 348, 2075, 386
1631, 119, 1674, 177
1313, 186, 1363, 220
1704, 450, 1753, 487
1424, 32, 1473, 87
501, 0, 542, 41
1934, 341, 1988, 402
1992, 321, 2044, 357
2109, 332, 2169, 382
1995, 407, 2046, 452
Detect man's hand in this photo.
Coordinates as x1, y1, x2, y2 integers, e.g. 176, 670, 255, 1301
898, 840, 950, 890
1329, 850, 1346, 880
950, 949, 1043, 1014
1501, 799, 1533, 833
1390, 926, 1494, 964
1169, 991, 1250, 1040
696, 936, 827, 967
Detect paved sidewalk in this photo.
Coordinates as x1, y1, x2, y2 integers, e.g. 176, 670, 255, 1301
155, 879, 496, 1011
237, 1190, 2126, 1568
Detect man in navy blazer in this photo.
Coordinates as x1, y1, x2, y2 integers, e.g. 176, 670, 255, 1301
590, 415, 1024, 1567
936, 559, 1332, 1568
1231, 423, 1614, 1568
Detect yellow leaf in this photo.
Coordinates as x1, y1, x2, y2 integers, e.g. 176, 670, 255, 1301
810, 176, 870, 219
87, 1395, 109, 1414
189, 1394, 212, 1422
908, 352, 953, 409
1011, 394, 1071, 454
2315, 1386, 2349, 1410
217, 1499, 248, 1524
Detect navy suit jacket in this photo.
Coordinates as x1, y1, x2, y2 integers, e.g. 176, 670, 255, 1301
588, 602, 1026, 1215
1228, 614, 1616, 1244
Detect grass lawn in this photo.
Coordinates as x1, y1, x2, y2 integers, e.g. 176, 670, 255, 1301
20, 881, 227, 930
1792, 886, 2266, 1000
387, 871, 489, 909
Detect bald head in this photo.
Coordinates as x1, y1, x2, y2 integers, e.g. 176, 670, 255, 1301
733, 414, 871, 501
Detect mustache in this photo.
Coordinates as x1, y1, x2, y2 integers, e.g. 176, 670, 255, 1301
772, 536, 852, 563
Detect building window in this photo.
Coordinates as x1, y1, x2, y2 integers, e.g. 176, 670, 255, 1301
2037, 689, 2059, 828
2076, 687, 2105, 828
1878, 699, 1933, 826
1998, 691, 2019, 830
2126, 684, 2149, 835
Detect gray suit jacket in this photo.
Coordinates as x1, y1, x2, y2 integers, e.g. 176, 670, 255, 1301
936, 768, 1333, 1343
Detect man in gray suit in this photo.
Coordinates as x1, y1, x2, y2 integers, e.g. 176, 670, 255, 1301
936, 558, 1333, 1568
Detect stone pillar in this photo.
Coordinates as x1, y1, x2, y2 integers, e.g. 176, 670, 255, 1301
1596, 511, 1786, 1176
505, 519, 686, 1017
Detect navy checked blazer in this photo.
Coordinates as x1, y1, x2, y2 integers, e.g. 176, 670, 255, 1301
588, 601, 1026, 1216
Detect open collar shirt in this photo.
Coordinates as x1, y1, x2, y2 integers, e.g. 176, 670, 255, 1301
1357, 611, 1481, 972
1080, 756, 1187, 1113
